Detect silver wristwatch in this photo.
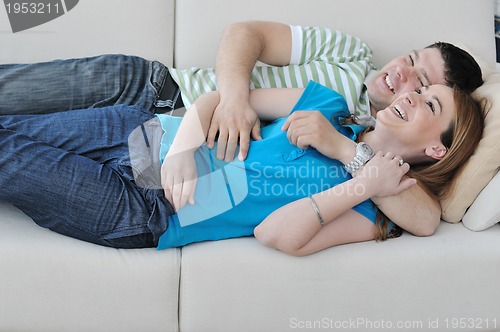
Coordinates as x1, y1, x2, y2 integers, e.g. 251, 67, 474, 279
343, 142, 374, 175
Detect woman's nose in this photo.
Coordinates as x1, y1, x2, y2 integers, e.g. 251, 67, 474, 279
404, 92, 416, 106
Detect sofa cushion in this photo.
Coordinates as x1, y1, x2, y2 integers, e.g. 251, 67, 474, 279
440, 52, 500, 223
179, 224, 500, 332
0, 203, 181, 332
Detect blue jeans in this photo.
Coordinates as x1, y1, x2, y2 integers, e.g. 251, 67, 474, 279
0, 54, 170, 115
0, 54, 179, 248
0, 105, 173, 248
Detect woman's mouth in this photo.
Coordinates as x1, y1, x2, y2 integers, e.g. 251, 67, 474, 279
391, 105, 408, 121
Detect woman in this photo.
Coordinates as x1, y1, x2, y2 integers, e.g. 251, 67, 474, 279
0, 81, 483, 254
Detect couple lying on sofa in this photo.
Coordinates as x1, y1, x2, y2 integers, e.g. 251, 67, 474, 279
0, 21, 485, 255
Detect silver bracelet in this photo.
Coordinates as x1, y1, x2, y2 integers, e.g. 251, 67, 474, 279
308, 196, 324, 226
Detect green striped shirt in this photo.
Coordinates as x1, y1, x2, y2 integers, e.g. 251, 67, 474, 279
169, 25, 375, 118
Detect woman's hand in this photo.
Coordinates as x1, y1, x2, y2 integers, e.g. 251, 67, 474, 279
161, 150, 198, 212
356, 152, 416, 198
281, 111, 347, 159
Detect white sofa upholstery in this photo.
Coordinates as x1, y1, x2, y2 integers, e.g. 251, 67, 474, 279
0, 1, 499, 331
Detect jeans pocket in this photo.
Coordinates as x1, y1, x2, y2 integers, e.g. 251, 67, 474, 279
149, 61, 169, 100
128, 117, 164, 190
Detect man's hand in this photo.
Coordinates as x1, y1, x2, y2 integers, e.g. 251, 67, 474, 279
212, 22, 291, 162
206, 100, 262, 162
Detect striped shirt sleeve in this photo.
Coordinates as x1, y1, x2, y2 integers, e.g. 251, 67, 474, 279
170, 25, 375, 118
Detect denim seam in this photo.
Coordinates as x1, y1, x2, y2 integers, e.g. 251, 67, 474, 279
149, 61, 169, 98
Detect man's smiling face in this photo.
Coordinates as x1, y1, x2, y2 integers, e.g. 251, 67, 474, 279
366, 47, 446, 114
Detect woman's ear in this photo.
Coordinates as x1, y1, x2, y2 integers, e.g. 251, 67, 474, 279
425, 144, 447, 160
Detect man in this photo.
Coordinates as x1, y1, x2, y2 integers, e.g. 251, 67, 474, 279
0, 21, 482, 237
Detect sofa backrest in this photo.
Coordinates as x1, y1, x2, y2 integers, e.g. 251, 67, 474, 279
0, 0, 495, 70
0, 0, 175, 65
174, 0, 496, 69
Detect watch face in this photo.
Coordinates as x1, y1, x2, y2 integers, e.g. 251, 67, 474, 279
358, 142, 374, 159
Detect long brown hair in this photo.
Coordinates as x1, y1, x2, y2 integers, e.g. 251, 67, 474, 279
349, 88, 485, 241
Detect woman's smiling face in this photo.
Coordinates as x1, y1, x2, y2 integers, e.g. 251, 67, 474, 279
374, 84, 455, 161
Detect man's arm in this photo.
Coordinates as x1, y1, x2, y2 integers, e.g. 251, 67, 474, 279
371, 187, 441, 236
210, 21, 292, 161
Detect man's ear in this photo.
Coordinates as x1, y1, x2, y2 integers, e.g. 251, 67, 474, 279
425, 144, 447, 160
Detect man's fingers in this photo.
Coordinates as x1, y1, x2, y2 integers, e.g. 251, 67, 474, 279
206, 121, 220, 149
208, 111, 260, 161
216, 129, 228, 160
238, 130, 251, 161
225, 133, 239, 162
251, 120, 262, 141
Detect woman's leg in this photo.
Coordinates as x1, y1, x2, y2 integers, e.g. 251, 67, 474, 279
0, 107, 173, 248
0, 55, 169, 115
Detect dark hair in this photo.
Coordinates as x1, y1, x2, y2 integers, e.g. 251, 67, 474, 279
426, 42, 483, 93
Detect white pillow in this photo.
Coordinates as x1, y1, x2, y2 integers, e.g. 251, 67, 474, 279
462, 171, 500, 231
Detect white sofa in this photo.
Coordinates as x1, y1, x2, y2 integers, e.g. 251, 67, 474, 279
1, 1, 499, 331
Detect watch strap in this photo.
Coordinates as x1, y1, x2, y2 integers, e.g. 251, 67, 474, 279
344, 142, 373, 175
344, 153, 365, 174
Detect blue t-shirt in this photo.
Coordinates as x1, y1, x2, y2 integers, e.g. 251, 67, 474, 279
156, 81, 378, 249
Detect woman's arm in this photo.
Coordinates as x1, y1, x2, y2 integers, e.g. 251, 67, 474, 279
282, 111, 440, 236
255, 152, 413, 256
248, 87, 303, 121
255, 196, 378, 256
371, 187, 440, 236
161, 92, 220, 211
166, 92, 220, 156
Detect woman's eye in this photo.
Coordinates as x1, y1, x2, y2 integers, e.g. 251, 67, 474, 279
427, 101, 435, 114
415, 88, 422, 94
